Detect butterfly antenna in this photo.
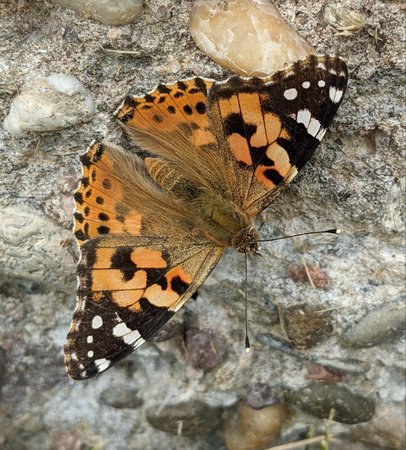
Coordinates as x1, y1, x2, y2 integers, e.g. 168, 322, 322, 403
244, 252, 251, 353
255, 228, 341, 244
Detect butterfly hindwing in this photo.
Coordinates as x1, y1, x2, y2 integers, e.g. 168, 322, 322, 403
65, 235, 222, 379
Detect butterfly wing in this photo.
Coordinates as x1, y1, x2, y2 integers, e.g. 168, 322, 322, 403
207, 54, 349, 216
65, 143, 223, 379
115, 55, 348, 218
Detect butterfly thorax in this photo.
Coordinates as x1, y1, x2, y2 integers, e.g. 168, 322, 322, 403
192, 192, 259, 253
146, 157, 259, 252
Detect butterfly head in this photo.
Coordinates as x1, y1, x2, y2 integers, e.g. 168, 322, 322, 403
232, 226, 260, 255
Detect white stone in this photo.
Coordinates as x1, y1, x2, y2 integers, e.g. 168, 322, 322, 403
52, 0, 143, 26
91, 315, 103, 329
189, 0, 314, 77
4, 73, 95, 137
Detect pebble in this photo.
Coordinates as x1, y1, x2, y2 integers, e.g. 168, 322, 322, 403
288, 264, 331, 290
280, 303, 333, 349
342, 300, 406, 348
53, 0, 143, 26
185, 327, 225, 371
189, 0, 314, 77
223, 402, 287, 450
305, 364, 343, 383
4, 74, 95, 137
146, 400, 221, 436
291, 381, 375, 424
313, 357, 371, 376
100, 386, 143, 409
351, 402, 406, 450
245, 383, 280, 409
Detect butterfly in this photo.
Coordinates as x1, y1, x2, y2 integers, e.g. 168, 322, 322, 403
64, 55, 348, 379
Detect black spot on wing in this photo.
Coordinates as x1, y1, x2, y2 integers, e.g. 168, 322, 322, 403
171, 276, 189, 295
223, 113, 257, 139
110, 247, 136, 282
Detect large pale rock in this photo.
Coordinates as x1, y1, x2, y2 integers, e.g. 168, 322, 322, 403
4, 74, 95, 137
189, 0, 314, 77
0, 205, 75, 288
53, 0, 143, 26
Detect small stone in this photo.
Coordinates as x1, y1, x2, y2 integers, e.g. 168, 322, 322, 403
100, 386, 143, 409
246, 383, 280, 409
288, 264, 331, 290
185, 327, 225, 371
223, 402, 287, 450
342, 300, 406, 348
291, 381, 375, 424
52, 0, 144, 26
305, 364, 343, 383
146, 400, 221, 436
280, 303, 333, 349
351, 403, 406, 450
313, 357, 371, 376
4, 74, 95, 137
189, 0, 314, 77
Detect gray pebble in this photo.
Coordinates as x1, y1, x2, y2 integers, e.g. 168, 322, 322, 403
100, 386, 143, 409
291, 381, 375, 424
342, 300, 406, 347
146, 400, 221, 436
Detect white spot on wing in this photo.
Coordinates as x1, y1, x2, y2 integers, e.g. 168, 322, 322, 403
302, 81, 310, 89
316, 128, 327, 140
71, 352, 78, 361
92, 315, 103, 329
329, 86, 344, 103
297, 109, 311, 127
95, 358, 110, 372
317, 62, 326, 70
296, 109, 325, 141
308, 118, 322, 138
284, 88, 298, 100
87, 335, 93, 344
113, 322, 145, 347
318, 80, 326, 87
87, 350, 94, 358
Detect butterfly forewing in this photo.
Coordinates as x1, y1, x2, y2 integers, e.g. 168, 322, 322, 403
208, 55, 348, 215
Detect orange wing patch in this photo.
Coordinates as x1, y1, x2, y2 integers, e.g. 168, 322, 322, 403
73, 142, 142, 245
115, 78, 217, 148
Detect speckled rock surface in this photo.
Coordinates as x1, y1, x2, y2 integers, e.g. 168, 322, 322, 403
0, 1, 404, 449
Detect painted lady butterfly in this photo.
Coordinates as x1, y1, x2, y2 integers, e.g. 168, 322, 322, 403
65, 55, 348, 379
